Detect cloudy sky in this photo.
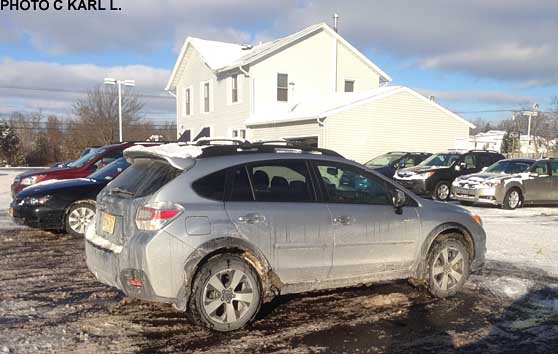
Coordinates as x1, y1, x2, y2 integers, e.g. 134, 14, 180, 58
1, 0, 557, 123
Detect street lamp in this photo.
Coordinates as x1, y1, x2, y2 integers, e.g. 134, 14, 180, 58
104, 78, 136, 142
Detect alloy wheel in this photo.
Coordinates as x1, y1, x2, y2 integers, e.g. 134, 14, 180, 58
431, 246, 465, 292
508, 190, 520, 209
203, 269, 255, 325
437, 184, 450, 200
68, 207, 95, 235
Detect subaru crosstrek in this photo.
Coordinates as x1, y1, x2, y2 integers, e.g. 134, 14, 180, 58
85, 142, 486, 332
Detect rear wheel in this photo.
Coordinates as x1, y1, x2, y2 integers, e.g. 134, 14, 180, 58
502, 188, 522, 210
426, 238, 470, 298
190, 254, 262, 332
433, 181, 451, 201
65, 202, 95, 237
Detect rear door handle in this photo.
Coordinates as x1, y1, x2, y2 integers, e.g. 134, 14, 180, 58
333, 216, 353, 225
238, 213, 266, 224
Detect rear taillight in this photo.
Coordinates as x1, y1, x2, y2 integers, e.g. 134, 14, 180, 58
135, 203, 183, 231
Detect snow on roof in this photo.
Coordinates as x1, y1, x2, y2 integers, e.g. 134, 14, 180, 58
245, 86, 475, 129
166, 23, 391, 91
124, 143, 204, 170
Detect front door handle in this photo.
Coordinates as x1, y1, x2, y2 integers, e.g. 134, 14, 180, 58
333, 216, 353, 225
238, 213, 266, 224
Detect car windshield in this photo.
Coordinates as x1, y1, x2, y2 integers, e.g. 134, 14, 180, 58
419, 153, 460, 167
66, 148, 105, 169
485, 160, 533, 174
89, 158, 130, 181
365, 153, 405, 167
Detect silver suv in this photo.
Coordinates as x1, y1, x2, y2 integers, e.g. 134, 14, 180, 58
85, 142, 486, 332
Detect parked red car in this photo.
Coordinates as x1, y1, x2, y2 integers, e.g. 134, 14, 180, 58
11, 142, 159, 196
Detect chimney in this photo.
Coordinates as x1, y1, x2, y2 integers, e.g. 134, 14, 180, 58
428, 95, 435, 101
332, 13, 339, 33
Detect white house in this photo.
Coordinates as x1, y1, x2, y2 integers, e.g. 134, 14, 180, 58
166, 23, 474, 162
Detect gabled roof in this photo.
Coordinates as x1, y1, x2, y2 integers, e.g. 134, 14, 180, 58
166, 23, 391, 91
245, 86, 475, 129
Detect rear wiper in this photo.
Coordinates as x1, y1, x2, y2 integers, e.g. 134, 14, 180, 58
109, 187, 135, 198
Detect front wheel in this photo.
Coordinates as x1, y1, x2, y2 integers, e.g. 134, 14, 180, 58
502, 188, 522, 210
65, 202, 96, 237
433, 181, 451, 201
427, 238, 470, 298
190, 255, 262, 332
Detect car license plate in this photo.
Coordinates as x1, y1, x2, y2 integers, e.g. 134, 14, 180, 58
102, 213, 116, 235
9, 207, 14, 217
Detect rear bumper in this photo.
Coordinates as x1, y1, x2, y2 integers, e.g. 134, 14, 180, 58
84, 223, 194, 305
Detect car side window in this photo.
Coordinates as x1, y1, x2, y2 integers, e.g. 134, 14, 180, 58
401, 156, 417, 168
463, 154, 476, 169
531, 161, 549, 176
316, 163, 390, 205
228, 166, 254, 201
478, 154, 493, 168
245, 160, 315, 202
551, 161, 558, 176
93, 150, 123, 169
192, 170, 226, 201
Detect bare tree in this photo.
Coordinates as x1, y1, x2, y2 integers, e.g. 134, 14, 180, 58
73, 86, 145, 145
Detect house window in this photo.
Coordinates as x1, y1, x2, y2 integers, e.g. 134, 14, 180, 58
232, 129, 247, 139
203, 82, 210, 113
344, 80, 355, 93
184, 88, 191, 115
231, 75, 238, 103
277, 73, 288, 102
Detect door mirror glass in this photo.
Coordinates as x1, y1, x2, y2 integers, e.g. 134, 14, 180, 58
529, 172, 540, 178
392, 189, 406, 209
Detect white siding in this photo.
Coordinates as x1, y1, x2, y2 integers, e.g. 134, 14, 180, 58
325, 91, 471, 163
249, 121, 322, 144
336, 42, 380, 92
250, 30, 336, 117
175, 46, 250, 139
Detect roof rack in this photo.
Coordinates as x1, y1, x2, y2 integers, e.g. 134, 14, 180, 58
198, 141, 343, 158
193, 138, 248, 146
468, 149, 502, 154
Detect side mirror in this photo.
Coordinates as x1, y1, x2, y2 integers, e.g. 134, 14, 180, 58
392, 189, 406, 210
529, 172, 540, 178
397, 162, 406, 169
87, 164, 98, 171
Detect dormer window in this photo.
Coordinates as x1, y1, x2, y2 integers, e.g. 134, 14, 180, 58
344, 80, 355, 93
277, 73, 288, 102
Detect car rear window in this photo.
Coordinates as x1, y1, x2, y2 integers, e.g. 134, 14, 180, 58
192, 170, 226, 201
108, 159, 181, 198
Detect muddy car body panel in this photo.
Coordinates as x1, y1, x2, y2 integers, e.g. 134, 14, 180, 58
85, 144, 487, 317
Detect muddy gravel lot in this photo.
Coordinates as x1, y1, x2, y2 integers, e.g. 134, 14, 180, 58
1, 228, 558, 354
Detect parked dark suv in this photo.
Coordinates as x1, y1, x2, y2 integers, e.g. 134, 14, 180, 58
394, 150, 505, 200
365, 152, 432, 178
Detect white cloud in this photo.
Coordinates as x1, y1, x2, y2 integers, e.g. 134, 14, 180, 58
0, 59, 175, 118
417, 88, 534, 106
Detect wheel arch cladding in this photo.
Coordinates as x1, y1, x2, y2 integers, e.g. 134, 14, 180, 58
177, 237, 282, 310
413, 223, 474, 281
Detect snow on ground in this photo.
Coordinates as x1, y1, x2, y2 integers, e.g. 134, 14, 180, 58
0, 169, 26, 230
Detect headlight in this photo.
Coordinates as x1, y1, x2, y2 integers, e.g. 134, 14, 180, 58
470, 213, 483, 226
22, 195, 52, 206
483, 180, 502, 188
20, 175, 45, 186
419, 171, 435, 179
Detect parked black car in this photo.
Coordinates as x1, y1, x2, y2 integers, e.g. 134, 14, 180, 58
10, 158, 130, 236
394, 150, 505, 200
365, 151, 432, 177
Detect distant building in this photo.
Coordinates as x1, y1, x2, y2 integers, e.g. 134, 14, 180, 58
455, 129, 552, 154
166, 23, 473, 162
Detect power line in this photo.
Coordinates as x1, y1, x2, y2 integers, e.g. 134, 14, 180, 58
0, 85, 175, 100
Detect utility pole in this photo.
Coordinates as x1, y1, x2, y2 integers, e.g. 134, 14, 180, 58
523, 103, 539, 152
103, 78, 136, 142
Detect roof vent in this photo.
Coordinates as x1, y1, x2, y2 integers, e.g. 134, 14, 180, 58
428, 95, 435, 101
332, 13, 340, 33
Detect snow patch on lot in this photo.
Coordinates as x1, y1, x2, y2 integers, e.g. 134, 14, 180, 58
482, 276, 535, 299
0, 170, 27, 230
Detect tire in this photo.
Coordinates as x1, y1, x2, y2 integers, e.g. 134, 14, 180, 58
426, 237, 470, 298
502, 188, 522, 210
65, 202, 96, 237
432, 181, 451, 201
190, 254, 262, 332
